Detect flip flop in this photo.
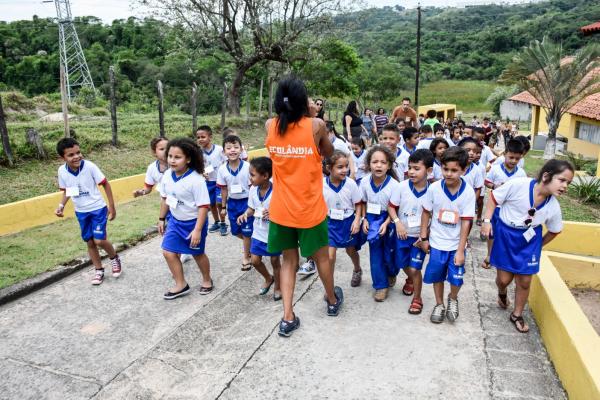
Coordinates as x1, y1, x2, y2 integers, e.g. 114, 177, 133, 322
498, 293, 509, 309
273, 291, 282, 301
241, 262, 252, 271
259, 277, 274, 295
199, 280, 214, 295
408, 298, 423, 315
509, 313, 529, 333
480, 258, 491, 269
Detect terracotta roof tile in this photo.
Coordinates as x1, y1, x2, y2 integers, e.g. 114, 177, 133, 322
581, 22, 600, 35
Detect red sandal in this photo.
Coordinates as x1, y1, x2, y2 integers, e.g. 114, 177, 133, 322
402, 278, 414, 296
408, 298, 423, 315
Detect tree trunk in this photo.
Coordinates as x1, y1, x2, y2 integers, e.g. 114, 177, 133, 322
221, 82, 227, 131
258, 79, 264, 119
0, 95, 14, 166
227, 68, 245, 115
25, 128, 47, 159
157, 80, 165, 138
543, 114, 558, 160
109, 66, 118, 146
191, 82, 198, 135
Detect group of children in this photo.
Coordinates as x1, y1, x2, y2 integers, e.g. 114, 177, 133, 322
54, 113, 574, 334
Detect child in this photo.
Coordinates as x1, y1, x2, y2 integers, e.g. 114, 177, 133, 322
196, 125, 228, 235
420, 146, 475, 323
480, 138, 528, 269
360, 145, 400, 302
237, 157, 282, 300
388, 149, 433, 314
458, 137, 484, 198
429, 137, 449, 182
416, 124, 434, 150
493, 135, 530, 169
449, 126, 462, 146
217, 135, 253, 270
423, 109, 440, 130
158, 138, 213, 299
326, 121, 356, 179
380, 123, 408, 181
133, 137, 169, 197
402, 127, 419, 155
55, 138, 121, 285
351, 137, 367, 185
323, 151, 364, 287
481, 160, 573, 333
222, 127, 249, 160
433, 123, 446, 139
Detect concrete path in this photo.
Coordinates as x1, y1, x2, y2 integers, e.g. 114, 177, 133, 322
0, 226, 566, 399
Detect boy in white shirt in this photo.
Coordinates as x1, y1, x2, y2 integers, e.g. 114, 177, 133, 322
54, 138, 121, 285
419, 146, 475, 324
379, 123, 408, 181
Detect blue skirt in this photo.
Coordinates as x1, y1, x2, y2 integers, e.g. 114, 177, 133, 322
162, 216, 208, 255
327, 214, 362, 250
250, 238, 281, 257
490, 218, 543, 275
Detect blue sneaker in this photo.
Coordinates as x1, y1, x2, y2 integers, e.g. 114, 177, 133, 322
208, 222, 220, 233
219, 222, 229, 236
278, 315, 300, 337
327, 286, 344, 316
297, 259, 316, 276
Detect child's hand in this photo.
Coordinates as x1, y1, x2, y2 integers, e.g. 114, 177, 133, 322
362, 218, 369, 234
416, 238, 430, 253
350, 217, 361, 235
190, 229, 201, 248
108, 205, 116, 221
480, 222, 492, 238
395, 221, 408, 240
158, 220, 165, 235
55, 205, 64, 218
378, 221, 388, 236
454, 251, 465, 267
203, 173, 209, 180
237, 213, 247, 225
133, 189, 145, 198
220, 208, 227, 218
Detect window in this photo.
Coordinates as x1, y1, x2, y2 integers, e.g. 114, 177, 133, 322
576, 121, 600, 145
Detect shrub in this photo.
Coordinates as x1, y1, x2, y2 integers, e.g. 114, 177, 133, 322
583, 161, 598, 177
91, 107, 109, 116
569, 176, 600, 204
564, 151, 594, 171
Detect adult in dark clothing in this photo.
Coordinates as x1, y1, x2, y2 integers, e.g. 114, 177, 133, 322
343, 100, 367, 141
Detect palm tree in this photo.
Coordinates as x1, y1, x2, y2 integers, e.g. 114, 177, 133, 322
500, 37, 600, 159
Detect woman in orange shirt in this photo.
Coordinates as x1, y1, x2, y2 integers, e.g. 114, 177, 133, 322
266, 76, 344, 337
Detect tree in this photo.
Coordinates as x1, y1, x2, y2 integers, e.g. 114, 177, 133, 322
485, 85, 519, 118
500, 37, 600, 159
140, 0, 345, 115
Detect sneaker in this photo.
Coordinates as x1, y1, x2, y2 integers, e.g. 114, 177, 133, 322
446, 296, 459, 322
297, 259, 316, 276
91, 269, 104, 285
350, 270, 362, 287
208, 222, 221, 233
327, 286, 344, 316
180, 254, 193, 263
111, 255, 122, 278
430, 303, 446, 324
219, 222, 229, 236
163, 284, 191, 300
278, 315, 301, 337
373, 288, 389, 302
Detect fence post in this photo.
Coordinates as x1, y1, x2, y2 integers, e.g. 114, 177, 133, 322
157, 80, 165, 137
109, 66, 118, 146
245, 95, 250, 127
267, 77, 273, 118
191, 82, 198, 135
25, 128, 47, 159
221, 82, 227, 132
59, 64, 70, 138
0, 94, 14, 166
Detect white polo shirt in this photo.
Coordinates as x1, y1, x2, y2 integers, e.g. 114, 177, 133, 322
480, 145, 496, 166
462, 162, 484, 190
202, 144, 226, 182
491, 177, 562, 232
360, 174, 400, 215
332, 136, 351, 155
423, 178, 476, 251
58, 160, 107, 213
323, 177, 361, 219
216, 160, 251, 200
394, 147, 409, 182
432, 159, 443, 181
144, 160, 167, 187
159, 168, 210, 221
416, 136, 434, 151
485, 163, 527, 188
389, 180, 430, 237
352, 150, 367, 181
248, 184, 273, 243
493, 155, 525, 169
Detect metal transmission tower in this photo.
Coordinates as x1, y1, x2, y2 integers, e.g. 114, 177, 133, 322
47, 0, 95, 100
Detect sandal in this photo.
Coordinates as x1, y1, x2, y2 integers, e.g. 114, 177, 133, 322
241, 262, 252, 271
402, 278, 414, 296
509, 313, 529, 333
497, 293, 509, 309
273, 291, 282, 301
408, 298, 423, 315
351, 270, 362, 287
259, 276, 274, 295
480, 258, 491, 269
199, 280, 214, 295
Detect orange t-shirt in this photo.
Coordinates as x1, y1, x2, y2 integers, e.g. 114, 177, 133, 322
265, 117, 327, 228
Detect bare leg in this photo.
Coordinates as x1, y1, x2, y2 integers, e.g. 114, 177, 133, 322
496, 269, 514, 296
513, 274, 532, 316
449, 284, 461, 300
328, 247, 337, 274
345, 247, 361, 272
433, 282, 444, 305
252, 254, 273, 287
476, 196, 484, 221
87, 240, 103, 269
242, 236, 251, 264
163, 250, 187, 291
406, 267, 422, 300
209, 204, 220, 224
192, 253, 212, 287
281, 248, 299, 321
270, 256, 281, 292
312, 246, 336, 305
94, 239, 116, 258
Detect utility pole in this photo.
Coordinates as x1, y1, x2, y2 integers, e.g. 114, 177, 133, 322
59, 64, 70, 138
157, 80, 165, 137
109, 66, 118, 146
415, 4, 422, 108
191, 82, 198, 135
0, 94, 14, 166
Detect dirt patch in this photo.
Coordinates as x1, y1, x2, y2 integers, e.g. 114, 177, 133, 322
570, 288, 600, 335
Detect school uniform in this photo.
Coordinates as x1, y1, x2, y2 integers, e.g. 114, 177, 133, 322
360, 174, 401, 289
462, 162, 484, 192
202, 144, 227, 205
389, 180, 428, 271
490, 178, 562, 275
422, 178, 475, 287
485, 163, 528, 236
493, 155, 525, 169
416, 136, 434, 151
144, 160, 167, 188
432, 159, 444, 181
217, 160, 253, 237
352, 150, 367, 185
58, 160, 108, 242
248, 184, 280, 256
332, 136, 351, 155
159, 168, 210, 255
394, 147, 409, 182
323, 177, 362, 249
474, 160, 488, 198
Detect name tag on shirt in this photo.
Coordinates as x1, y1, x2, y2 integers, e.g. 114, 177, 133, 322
438, 209, 459, 225
205, 164, 214, 174
66, 186, 80, 197
329, 209, 344, 221
405, 117, 411, 123
407, 215, 420, 228
231, 184, 243, 194
255, 207, 265, 219
367, 202, 381, 215
523, 227, 536, 242
166, 195, 178, 209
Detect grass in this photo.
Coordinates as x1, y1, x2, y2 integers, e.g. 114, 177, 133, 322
0, 194, 160, 289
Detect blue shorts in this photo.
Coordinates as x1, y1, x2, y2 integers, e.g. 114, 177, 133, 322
394, 236, 426, 271
206, 180, 217, 206
227, 197, 253, 237
423, 247, 465, 286
162, 216, 208, 255
250, 238, 281, 257
327, 214, 362, 249
216, 187, 222, 204
75, 206, 108, 242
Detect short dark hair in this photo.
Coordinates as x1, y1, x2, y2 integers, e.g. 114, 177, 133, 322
56, 137, 79, 156
426, 109, 437, 119
441, 146, 469, 169
473, 127, 485, 136
150, 137, 168, 152
514, 135, 531, 153
197, 125, 212, 135
382, 123, 400, 136
351, 136, 366, 150
420, 124, 433, 134
430, 137, 449, 153
402, 127, 419, 142
223, 134, 242, 148
505, 139, 525, 155
166, 137, 204, 174
433, 123, 444, 133
250, 156, 272, 178
538, 159, 574, 184
458, 136, 482, 149
402, 97, 411, 103
409, 149, 434, 169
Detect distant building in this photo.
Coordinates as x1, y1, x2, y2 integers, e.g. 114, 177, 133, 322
581, 21, 600, 36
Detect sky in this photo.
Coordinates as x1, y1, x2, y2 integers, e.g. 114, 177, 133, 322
0, 0, 541, 23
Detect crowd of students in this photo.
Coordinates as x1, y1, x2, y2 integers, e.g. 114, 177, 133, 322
53, 76, 574, 338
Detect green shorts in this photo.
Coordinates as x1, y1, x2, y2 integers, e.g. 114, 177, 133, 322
267, 219, 329, 258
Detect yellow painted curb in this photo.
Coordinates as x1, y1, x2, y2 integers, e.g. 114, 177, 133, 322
544, 221, 600, 257
545, 251, 600, 290
0, 147, 269, 237
530, 252, 600, 400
